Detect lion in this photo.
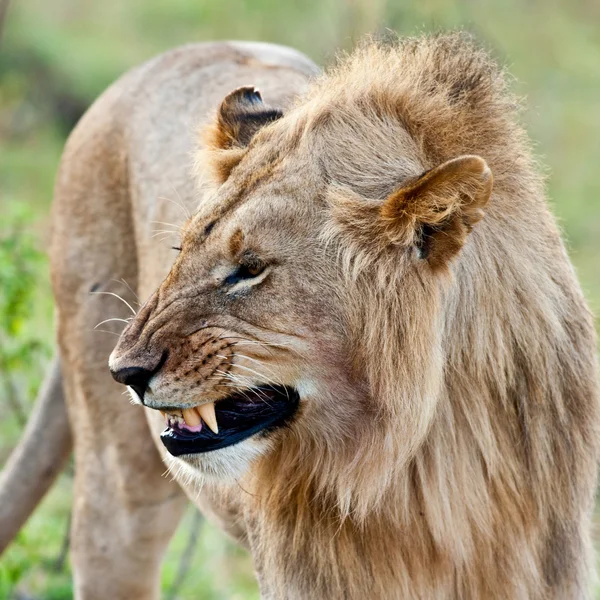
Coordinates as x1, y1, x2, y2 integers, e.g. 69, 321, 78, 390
1, 33, 598, 599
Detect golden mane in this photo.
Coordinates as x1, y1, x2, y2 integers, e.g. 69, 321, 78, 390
243, 33, 600, 598
289, 33, 528, 195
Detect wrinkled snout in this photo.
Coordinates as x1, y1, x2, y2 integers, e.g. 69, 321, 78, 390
108, 291, 166, 402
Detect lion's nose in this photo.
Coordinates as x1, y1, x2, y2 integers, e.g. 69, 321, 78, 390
111, 366, 154, 401
109, 349, 168, 402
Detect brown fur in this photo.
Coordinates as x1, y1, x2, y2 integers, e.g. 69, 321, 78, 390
5, 34, 597, 599
109, 33, 600, 598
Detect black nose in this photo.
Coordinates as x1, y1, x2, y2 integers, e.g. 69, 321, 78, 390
111, 366, 154, 402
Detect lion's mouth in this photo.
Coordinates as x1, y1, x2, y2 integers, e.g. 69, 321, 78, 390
159, 385, 300, 455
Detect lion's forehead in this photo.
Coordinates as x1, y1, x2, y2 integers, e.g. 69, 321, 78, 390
185, 186, 320, 254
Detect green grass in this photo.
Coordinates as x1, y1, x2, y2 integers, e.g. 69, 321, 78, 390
1, 0, 599, 597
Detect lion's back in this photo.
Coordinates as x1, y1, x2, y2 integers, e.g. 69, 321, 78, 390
50, 42, 318, 300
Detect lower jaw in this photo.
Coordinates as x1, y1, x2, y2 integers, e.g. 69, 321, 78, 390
160, 385, 300, 456
167, 440, 267, 483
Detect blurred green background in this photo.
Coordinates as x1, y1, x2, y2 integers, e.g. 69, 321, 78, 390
0, 0, 599, 598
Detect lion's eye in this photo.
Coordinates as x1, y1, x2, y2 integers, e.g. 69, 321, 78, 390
224, 260, 267, 286
244, 263, 264, 277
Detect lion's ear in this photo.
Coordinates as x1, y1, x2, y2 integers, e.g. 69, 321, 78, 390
381, 155, 493, 269
201, 86, 283, 184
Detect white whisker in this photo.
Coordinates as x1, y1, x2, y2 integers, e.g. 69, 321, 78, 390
215, 383, 257, 405
219, 337, 294, 355
152, 230, 180, 238
214, 370, 259, 393
228, 353, 280, 378
120, 278, 140, 302
217, 354, 283, 385
90, 291, 137, 315
159, 194, 191, 220
229, 361, 283, 386
150, 220, 183, 231
108, 278, 140, 305
235, 339, 292, 349
230, 353, 290, 402
217, 369, 275, 406
152, 234, 178, 244
94, 317, 130, 329
166, 183, 192, 220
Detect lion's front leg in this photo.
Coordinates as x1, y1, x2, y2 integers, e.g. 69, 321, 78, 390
58, 305, 187, 600
50, 106, 188, 597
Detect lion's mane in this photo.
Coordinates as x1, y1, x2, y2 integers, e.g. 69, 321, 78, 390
238, 34, 600, 599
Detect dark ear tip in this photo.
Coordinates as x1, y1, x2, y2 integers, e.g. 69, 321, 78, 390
223, 86, 263, 111
244, 87, 263, 104
208, 85, 283, 161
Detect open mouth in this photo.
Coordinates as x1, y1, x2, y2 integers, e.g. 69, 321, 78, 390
160, 385, 300, 455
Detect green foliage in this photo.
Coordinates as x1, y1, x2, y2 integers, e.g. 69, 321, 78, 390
0, 206, 53, 461
0, 207, 48, 376
0, 0, 599, 597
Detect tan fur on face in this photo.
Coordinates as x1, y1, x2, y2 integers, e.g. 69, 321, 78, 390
110, 33, 599, 599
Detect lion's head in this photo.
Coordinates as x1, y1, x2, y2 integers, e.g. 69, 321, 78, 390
109, 33, 597, 538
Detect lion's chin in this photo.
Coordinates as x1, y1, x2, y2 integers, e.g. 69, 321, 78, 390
166, 436, 273, 484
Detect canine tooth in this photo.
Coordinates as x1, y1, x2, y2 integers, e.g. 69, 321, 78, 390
197, 402, 218, 434
182, 408, 201, 427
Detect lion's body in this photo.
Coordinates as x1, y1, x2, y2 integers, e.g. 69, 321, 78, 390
2, 35, 598, 599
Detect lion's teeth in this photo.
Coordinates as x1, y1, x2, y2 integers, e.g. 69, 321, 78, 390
197, 401, 218, 434
182, 407, 201, 427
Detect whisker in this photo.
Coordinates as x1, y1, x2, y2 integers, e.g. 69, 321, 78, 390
217, 355, 281, 384
150, 220, 183, 231
220, 337, 293, 352
151, 230, 180, 238
227, 353, 280, 378
159, 194, 191, 220
108, 278, 141, 305
228, 360, 283, 387
213, 373, 254, 396
214, 370, 262, 396
218, 369, 274, 406
154, 235, 178, 244
228, 341, 276, 357
90, 291, 137, 315
230, 353, 290, 402
168, 183, 192, 219
216, 350, 285, 406
153, 234, 180, 244
94, 317, 130, 329
214, 369, 242, 382
239, 341, 291, 350
94, 329, 121, 336
120, 278, 140, 302
221, 353, 277, 379
214, 384, 258, 406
